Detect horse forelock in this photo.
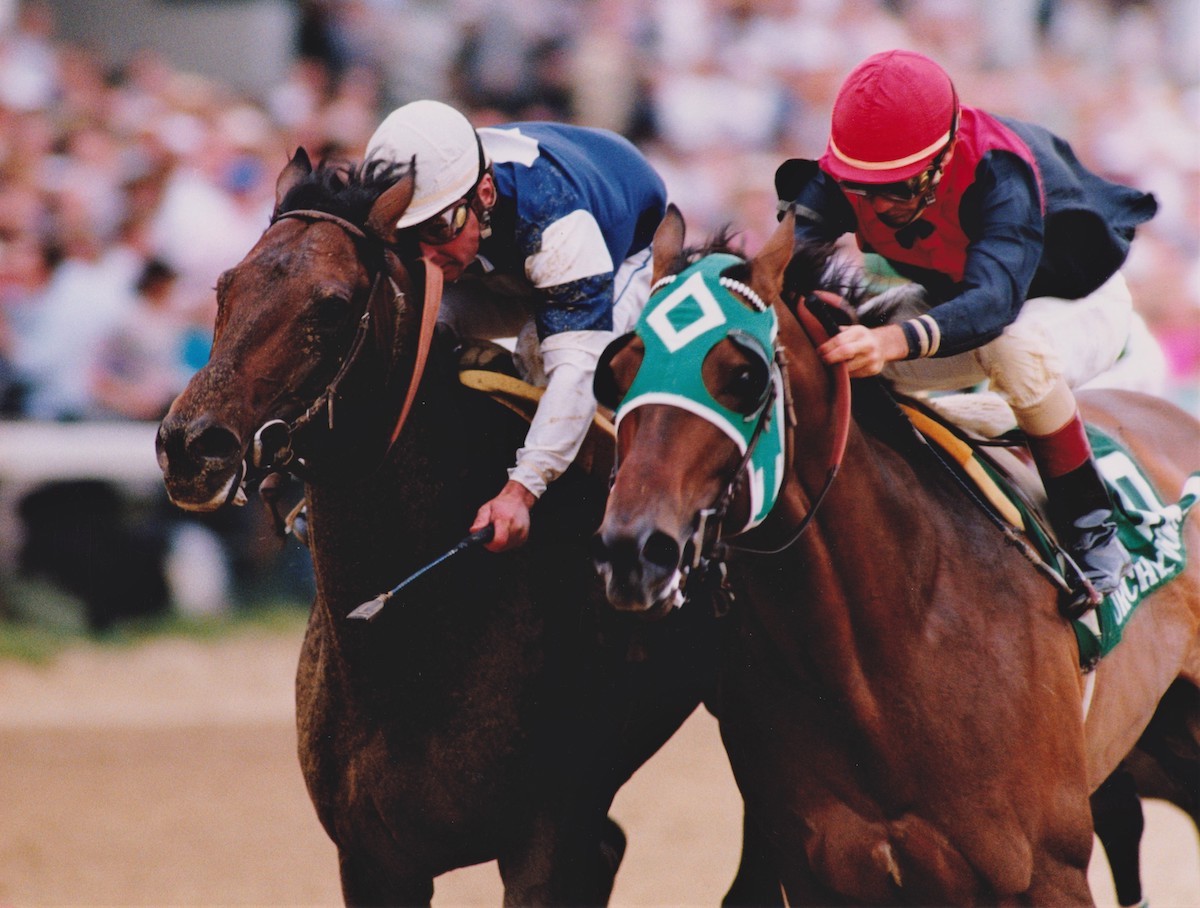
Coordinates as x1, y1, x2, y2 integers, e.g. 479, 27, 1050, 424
277, 158, 412, 227
663, 224, 747, 277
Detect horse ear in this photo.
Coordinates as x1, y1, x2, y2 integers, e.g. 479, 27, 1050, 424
367, 166, 416, 246
752, 208, 795, 290
651, 204, 685, 284
274, 148, 313, 213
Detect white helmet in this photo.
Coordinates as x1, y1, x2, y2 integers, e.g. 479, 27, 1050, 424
366, 100, 484, 230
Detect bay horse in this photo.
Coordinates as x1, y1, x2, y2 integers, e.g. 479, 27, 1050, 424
156, 153, 768, 905
592, 205, 1200, 904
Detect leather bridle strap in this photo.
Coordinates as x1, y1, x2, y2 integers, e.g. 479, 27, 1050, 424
729, 291, 850, 555
797, 290, 851, 469
386, 255, 443, 449
273, 208, 368, 240
261, 210, 444, 462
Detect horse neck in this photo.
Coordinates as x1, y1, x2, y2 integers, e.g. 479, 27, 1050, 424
769, 305, 951, 638
303, 352, 525, 628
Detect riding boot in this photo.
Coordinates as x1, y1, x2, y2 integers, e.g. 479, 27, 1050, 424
1028, 412, 1131, 616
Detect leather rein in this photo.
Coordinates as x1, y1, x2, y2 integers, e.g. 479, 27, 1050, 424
725, 295, 850, 555
681, 290, 851, 609
247, 208, 444, 481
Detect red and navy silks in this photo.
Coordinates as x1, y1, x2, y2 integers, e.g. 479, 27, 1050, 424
844, 106, 1043, 282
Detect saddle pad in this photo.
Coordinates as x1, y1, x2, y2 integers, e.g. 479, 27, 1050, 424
901, 402, 1198, 670
899, 404, 1024, 528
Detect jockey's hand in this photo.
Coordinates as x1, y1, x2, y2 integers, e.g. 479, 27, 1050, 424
818, 324, 908, 378
471, 480, 537, 552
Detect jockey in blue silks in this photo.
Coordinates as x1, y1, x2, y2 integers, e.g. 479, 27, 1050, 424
367, 101, 667, 553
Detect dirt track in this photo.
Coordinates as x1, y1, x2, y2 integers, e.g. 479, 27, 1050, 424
0, 626, 1196, 907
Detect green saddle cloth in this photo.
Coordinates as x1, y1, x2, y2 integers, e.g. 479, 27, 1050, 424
995, 427, 1199, 671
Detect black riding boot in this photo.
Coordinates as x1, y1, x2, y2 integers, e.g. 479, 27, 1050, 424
1044, 458, 1131, 613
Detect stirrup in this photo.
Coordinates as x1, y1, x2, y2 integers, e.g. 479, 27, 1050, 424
1059, 576, 1102, 620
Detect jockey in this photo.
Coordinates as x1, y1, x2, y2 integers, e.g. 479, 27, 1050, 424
776, 49, 1158, 608
366, 100, 666, 553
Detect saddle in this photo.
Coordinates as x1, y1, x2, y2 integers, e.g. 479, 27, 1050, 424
903, 391, 1198, 670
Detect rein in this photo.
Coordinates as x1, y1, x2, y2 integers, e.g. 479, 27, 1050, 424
727, 295, 850, 555
667, 278, 851, 611
248, 208, 444, 479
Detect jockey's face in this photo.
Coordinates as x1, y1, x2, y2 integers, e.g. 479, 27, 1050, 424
870, 194, 925, 229
418, 173, 496, 283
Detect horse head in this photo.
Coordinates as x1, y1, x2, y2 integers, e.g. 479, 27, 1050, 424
592, 205, 806, 613
156, 148, 417, 511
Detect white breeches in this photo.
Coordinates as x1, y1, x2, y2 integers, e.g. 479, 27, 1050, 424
884, 272, 1139, 433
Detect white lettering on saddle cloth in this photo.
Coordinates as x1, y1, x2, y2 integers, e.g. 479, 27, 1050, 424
1095, 448, 1197, 630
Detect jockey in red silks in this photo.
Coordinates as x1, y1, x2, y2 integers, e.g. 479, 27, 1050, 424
776, 49, 1159, 610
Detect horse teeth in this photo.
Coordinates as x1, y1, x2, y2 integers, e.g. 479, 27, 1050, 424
232, 486, 248, 507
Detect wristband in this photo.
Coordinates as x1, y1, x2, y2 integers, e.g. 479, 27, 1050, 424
901, 315, 941, 359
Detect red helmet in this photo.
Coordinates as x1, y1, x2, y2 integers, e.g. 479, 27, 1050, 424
820, 50, 958, 184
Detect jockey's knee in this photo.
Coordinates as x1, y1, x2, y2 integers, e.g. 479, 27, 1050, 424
977, 323, 1066, 413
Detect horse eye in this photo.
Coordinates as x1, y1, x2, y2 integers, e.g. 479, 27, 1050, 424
594, 332, 639, 411
311, 292, 351, 327
704, 337, 771, 416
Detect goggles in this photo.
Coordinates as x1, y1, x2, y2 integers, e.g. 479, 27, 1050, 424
416, 194, 474, 245
838, 172, 929, 204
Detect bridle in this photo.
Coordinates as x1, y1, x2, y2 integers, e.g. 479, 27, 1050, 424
669, 283, 851, 610
244, 207, 444, 484
724, 296, 850, 555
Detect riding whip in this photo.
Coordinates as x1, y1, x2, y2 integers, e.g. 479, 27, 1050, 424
347, 525, 495, 622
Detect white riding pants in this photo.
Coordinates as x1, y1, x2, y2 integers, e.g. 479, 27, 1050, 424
884, 272, 1136, 433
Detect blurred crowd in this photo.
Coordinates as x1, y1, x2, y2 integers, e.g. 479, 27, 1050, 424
0, 0, 1196, 623
0, 0, 1196, 423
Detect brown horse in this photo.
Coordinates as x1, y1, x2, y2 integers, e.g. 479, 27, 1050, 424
592, 205, 1200, 905
156, 154, 769, 906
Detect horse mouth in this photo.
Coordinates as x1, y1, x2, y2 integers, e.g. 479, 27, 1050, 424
165, 467, 247, 510
162, 460, 248, 512
598, 565, 685, 617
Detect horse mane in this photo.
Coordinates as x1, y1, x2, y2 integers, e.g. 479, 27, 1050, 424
776, 237, 930, 456
660, 224, 747, 275
277, 157, 413, 227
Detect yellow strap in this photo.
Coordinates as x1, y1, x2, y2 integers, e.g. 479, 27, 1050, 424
458, 369, 616, 440
900, 404, 1024, 529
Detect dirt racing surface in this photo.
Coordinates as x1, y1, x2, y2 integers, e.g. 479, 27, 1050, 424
1, 625, 1197, 907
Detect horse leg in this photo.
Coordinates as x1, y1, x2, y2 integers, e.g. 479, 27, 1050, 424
496, 809, 624, 907
721, 809, 783, 907
1126, 678, 1200, 822
337, 849, 434, 908
1092, 765, 1146, 908
1100, 676, 1200, 908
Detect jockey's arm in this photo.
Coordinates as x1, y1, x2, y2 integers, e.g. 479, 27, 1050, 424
470, 329, 608, 552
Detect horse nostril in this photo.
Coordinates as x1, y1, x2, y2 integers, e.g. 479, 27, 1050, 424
641, 531, 681, 571
191, 424, 242, 462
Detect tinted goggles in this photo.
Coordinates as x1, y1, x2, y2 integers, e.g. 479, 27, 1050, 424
416, 194, 474, 245
838, 175, 926, 203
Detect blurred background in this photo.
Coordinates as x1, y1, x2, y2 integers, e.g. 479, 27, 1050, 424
0, 0, 1196, 637
0, 3, 1197, 906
